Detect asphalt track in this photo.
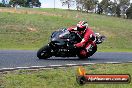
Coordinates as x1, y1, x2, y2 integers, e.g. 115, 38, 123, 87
0, 50, 132, 69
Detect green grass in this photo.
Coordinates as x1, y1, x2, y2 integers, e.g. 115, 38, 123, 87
0, 63, 132, 88
0, 7, 132, 52
0, 8, 132, 88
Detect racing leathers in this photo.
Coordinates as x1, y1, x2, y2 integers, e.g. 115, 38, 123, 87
67, 26, 96, 56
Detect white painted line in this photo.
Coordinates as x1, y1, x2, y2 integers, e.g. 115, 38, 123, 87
1, 68, 15, 70
49, 65, 62, 67
1, 68, 16, 70
66, 64, 78, 66
30, 66, 46, 68
0, 68, 17, 72
16, 67, 30, 69
1, 61, 132, 72
81, 63, 95, 65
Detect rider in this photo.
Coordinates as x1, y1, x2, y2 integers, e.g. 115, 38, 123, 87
67, 21, 96, 57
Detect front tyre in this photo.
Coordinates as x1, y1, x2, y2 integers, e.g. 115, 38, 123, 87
37, 45, 52, 59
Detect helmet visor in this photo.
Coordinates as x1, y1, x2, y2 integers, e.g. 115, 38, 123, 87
77, 26, 86, 32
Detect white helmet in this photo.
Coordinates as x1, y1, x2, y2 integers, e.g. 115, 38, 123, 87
77, 21, 88, 32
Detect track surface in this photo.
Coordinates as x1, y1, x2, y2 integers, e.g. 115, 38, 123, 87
0, 50, 132, 68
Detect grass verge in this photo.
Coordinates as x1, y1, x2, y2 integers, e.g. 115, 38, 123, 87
0, 7, 132, 52
0, 63, 132, 88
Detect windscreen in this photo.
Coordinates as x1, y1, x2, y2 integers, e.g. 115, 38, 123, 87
59, 29, 70, 39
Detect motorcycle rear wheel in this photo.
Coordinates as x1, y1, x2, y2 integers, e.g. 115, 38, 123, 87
77, 49, 89, 59
37, 45, 52, 59
77, 45, 97, 59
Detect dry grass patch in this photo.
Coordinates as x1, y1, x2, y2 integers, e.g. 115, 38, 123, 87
0, 8, 61, 17
27, 27, 38, 32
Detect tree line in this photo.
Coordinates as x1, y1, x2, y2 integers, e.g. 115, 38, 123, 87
60, 0, 132, 19
0, 0, 132, 19
0, 0, 41, 8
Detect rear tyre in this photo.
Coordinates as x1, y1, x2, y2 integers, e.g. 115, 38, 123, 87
37, 45, 52, 59
77, 45, 97, 59
77, 49, 89, 59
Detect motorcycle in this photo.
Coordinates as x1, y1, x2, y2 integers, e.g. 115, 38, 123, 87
37, 28, 105, 59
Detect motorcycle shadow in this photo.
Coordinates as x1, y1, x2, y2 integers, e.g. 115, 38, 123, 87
38, 57, 104, 61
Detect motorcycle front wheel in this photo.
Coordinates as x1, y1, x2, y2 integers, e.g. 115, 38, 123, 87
37, 45, 52, 59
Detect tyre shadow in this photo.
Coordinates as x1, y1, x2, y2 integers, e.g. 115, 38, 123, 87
37, 57, 106, 61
